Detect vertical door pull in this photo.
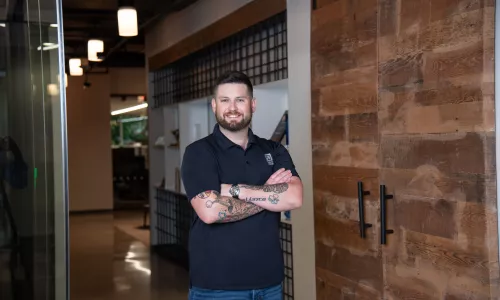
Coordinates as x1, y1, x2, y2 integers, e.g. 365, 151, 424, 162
357, 181, 372, 238
380, 184, 394, 244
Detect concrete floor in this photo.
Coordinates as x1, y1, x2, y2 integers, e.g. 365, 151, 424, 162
70, 211, 189, 300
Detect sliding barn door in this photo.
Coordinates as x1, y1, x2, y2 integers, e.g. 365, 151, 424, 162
311, 0, 384, 298
311, 0, 498, 299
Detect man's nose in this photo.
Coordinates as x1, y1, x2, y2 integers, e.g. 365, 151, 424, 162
229, 100, 237, 109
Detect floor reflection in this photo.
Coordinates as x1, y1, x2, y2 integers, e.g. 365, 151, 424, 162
70, 211, 189, 300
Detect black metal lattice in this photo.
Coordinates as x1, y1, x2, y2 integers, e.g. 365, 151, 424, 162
151, 11, 287, 108
155, 188, 193, 251
280, 222, 294, 300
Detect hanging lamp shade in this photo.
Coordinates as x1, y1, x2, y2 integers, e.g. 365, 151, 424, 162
87, 39, 104, 61
117, 7, 138, 37
69, 58, 83, 76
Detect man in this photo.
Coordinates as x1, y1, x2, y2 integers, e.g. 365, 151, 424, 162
181, 70, 303, 299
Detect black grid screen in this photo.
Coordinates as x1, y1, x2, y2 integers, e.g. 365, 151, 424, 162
280, 222, 294, 299
155, 188, 294, 298
151, 11, 287, 108
155, 188, 193, 250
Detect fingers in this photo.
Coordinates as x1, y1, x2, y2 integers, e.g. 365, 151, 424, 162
274, 170, 292, 183
266, 168, 292, 184
266, 168, 285, 184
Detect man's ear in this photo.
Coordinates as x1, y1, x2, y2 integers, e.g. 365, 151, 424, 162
251, 97, 256, 113
211, 98, 216, 113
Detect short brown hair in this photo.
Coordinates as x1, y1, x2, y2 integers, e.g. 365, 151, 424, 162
213, 70, 253, 97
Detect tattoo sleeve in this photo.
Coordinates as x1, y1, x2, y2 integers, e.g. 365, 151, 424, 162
239, 183, 289, 205
197, 190, 264, 223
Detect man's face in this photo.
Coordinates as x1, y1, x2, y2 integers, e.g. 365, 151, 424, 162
212, 83, 255, 132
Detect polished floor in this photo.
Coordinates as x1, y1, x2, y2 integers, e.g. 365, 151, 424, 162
70, 211, 189, 300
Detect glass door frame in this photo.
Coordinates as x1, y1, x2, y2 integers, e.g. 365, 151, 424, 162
53, 0, 69, 298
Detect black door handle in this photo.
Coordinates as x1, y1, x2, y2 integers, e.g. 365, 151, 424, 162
357, 181, 372, 238
380, 185, 394, 244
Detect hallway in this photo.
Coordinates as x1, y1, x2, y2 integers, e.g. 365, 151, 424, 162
70, 212, 189, 300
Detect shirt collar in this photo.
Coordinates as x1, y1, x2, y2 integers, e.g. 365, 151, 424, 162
213, 124, 257, 149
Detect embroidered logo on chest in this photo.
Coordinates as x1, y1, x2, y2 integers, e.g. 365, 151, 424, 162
264, 153, 274, 165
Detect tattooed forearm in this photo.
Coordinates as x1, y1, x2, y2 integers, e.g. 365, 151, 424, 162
244, 194, 280, 204
197, 190, 263, 223
216, 203, 264, 223
245, 197, 267, 202
237, 183, 287, 205
239, 183, 289, 194
205, 191, 234, 213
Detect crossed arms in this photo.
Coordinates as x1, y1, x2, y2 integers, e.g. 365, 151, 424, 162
191, 168, 303, 224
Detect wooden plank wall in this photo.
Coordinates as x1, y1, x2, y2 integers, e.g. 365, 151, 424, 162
312, 0, 383, 298
311, 0, 497, 299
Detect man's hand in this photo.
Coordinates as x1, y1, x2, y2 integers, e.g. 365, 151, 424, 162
266, 168, 293, 185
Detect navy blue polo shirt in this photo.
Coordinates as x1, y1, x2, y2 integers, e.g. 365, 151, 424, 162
180, 124, 299, 290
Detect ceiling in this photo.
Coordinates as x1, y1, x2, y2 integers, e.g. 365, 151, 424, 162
62, 0, 199, 69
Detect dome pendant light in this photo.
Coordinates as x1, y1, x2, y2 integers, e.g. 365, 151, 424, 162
117, 6, 138, 37
87, 39, 104, 62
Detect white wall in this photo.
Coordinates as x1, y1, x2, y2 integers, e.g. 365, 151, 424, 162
287, 1, 316, 299
178, 97, 211, 194
208, 101, 217, 130
163, 105, 180, 191
145, 0, 253, 57
252, 79, 289, 139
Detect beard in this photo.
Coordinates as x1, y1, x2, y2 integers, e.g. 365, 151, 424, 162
216, 110, 252, 132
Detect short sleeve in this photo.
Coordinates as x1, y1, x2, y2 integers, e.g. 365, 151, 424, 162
180, 142, 221, 201
272, 143, 300, 179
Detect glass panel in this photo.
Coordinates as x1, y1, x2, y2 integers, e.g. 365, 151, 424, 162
0, 0, 68, 299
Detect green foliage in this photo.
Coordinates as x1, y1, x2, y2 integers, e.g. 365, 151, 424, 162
110, 115, 148, 146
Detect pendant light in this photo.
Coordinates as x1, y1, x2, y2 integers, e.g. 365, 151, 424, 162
88, 39, 104, 62
69, 58, 83, 76
117, 6, 138, 37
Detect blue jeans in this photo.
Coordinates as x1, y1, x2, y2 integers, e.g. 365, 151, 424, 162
188, 283, 282, 300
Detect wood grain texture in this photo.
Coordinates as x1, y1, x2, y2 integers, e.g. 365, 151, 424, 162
316, 267, 380, 300
404, 230, 490, 284
380, 132, 486, 175
315, 211, 379, 253
313, 165, 379, 198
315, 242, 383, 292
423, 41, 484, 83
314, 190, 378, 225
394, 198, 457, 239
312, 113, 379, 168
311, 0, 377, 78
312, 0, 497, 297
380, 167, 494, 204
